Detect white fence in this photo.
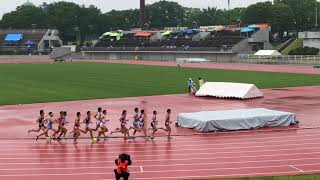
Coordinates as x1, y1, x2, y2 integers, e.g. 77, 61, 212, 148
238, 54, 320, 64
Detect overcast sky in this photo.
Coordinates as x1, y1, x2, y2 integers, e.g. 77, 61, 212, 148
0, 0, 271, 18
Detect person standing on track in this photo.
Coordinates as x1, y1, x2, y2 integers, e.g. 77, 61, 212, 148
187, 78, 197, 95
28, 110, 46, 134
187, 78, 193, 93
159, 109, 172, 140
198, 77, 205, 88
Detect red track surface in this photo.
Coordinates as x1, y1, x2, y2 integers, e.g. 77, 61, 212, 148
0, 86, 320, 180
0, 59, 320, 179
1, 58, 319, 74
74, 59, 320, 75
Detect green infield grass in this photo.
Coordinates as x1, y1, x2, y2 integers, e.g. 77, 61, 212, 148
0, 62, 319, 105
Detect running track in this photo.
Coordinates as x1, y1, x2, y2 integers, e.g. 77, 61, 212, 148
1, 58, 320, 74
0, 60, 320, 179
0, 86, 320, 180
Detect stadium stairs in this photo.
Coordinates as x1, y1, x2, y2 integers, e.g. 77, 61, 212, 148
278, 38, 295, 53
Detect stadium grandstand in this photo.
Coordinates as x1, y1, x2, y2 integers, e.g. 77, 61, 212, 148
0, 29, 62, 55
81, 23, 271, 58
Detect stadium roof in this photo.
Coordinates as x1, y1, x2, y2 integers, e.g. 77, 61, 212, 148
134, 32, 152, 37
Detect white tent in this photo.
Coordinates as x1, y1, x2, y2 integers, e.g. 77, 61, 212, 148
195, 82, 264, 99
176, 58, 210, 63
254, 50, 282, 56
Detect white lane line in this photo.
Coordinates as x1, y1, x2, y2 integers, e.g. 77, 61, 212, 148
0, 156, 319, 167
0, 128, 318, 145
1, 164, 320, 177
99, 170, 298, 180
0, 159, 319, 172
0, 148, 320, 164
0, 142, 320, 159
1, 137, 320, 153
289, 165, 304, 172
0, 139, 319, 155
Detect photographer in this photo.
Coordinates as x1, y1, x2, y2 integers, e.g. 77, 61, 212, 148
114, 153, 132, 180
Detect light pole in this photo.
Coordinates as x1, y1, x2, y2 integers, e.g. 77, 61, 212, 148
140, 0, 146, 30
316, 0, 318, 28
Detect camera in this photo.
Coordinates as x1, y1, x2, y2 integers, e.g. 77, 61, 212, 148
118, 153, 132, 165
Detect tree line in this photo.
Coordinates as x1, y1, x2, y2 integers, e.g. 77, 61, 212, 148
0, 0, 319, 43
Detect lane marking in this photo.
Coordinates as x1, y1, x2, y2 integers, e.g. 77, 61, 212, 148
113, 169, 318, 180
2, 164, 320, 177
1, 143, 320, 159
289, 165, 304, 172
1, 151, 320, 167
2, 133, 320, 148
0, 156, 319, 167
1, 137, 320, 153
0, 128, 318, 145
0, 159, 320, 172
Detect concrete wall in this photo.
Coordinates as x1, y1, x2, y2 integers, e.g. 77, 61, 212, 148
0, 29, 47, 35
298, 31, 320, 39
298, 31, 320, 49
232, 39, 253, 54
0, 55, 49, 60
79, 51, 238, 62
303, 39, 320, 49
233, 29, 273, 54
249, 29, 270, 43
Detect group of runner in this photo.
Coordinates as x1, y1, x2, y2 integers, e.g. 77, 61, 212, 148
28, 107, 173, 143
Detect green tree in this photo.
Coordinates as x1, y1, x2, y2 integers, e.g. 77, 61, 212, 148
0, 5, 48, 29
275, 0, 317, 31
223, 8, 245, 25
190, 7, 227, 26
78, 5, 102, 42
146, 0, 186, 28
271, 3, 294, 38
46, 2, 81, 43
242, 2, 273, 25
104, 9, 139, 31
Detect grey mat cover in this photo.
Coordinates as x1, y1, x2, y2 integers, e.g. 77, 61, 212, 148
177, 108, 299, 132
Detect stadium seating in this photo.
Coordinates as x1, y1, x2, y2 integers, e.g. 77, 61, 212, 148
0, 29, 48, 55
94, 30, 244, 51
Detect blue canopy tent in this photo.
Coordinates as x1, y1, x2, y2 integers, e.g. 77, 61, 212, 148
248, 24, 261, 29
4, 34, 23, 42
183, 29, 196, 34
240, 28, 254, 33
24, 40, 35, 46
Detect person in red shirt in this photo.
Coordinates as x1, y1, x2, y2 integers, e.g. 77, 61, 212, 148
114, 153, 132, 180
